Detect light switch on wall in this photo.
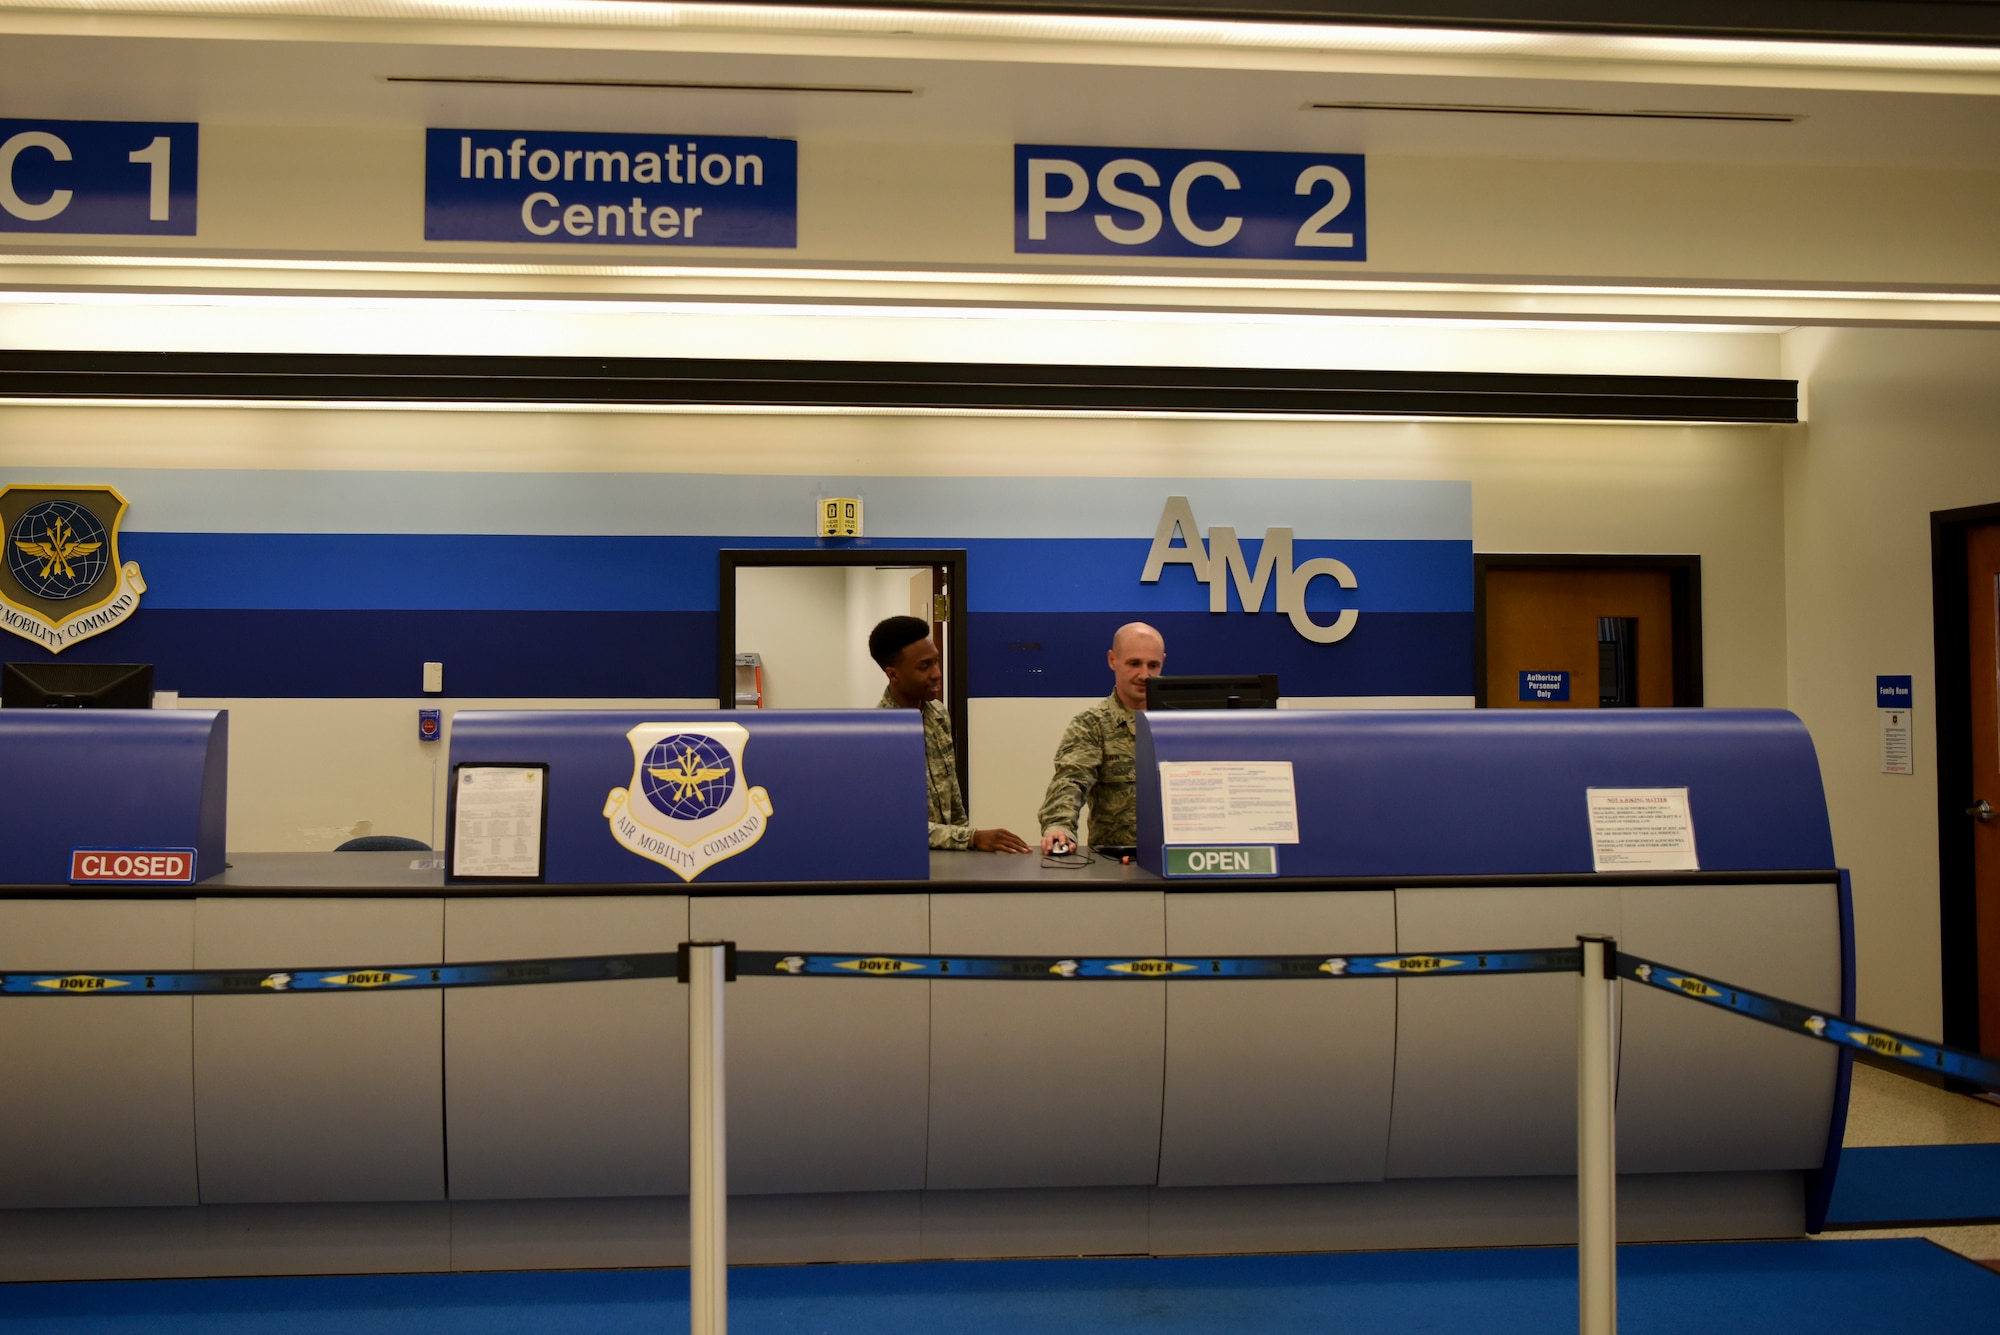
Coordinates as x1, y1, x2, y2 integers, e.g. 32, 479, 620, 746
422, 661, 444, 694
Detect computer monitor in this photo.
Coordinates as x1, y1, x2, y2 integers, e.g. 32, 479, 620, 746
1145, 674, 1279, 710
2, 662, 155, 708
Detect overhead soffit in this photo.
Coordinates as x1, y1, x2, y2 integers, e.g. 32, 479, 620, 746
705, 0, 2000, 48
5, 0, 2000, 97
0, 1, 1998, 331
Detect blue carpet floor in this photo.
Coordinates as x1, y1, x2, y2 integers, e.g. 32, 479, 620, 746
2, 1240, 1995, 1335
1825, 1143, 2000, 1225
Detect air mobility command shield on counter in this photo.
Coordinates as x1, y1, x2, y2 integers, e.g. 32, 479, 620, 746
0, 485, 146, 652
450, 710, 925, 884
604, 721, 774, 881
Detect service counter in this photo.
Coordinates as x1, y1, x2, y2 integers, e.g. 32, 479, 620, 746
0, 708, 1848, 1277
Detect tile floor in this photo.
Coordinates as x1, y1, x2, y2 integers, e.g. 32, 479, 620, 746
1814, 1062, 2000, 1268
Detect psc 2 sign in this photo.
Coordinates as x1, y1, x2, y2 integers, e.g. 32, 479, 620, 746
1016, 144, 1365, 261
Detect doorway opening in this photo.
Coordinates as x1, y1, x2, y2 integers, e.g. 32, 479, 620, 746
718, 548, 969, 798
1928, 504, 2000, 1056
1474, 555, 1702, 710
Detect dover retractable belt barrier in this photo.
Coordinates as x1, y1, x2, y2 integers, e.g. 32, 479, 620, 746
12, 939, 1997, 1335
0, 947, 1579, 995
1618, 952, 2000, 1092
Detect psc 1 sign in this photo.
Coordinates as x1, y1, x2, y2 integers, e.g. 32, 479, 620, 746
0, 119, 196, 236
1016, 144, 1365, 262
70, 849, 196, 884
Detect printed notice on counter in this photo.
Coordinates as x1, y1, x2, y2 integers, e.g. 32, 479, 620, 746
1159, 761, 1300, 844
1585, 787, 1698, 872
450, 764, 546, 880
1880, 709, 1914, 775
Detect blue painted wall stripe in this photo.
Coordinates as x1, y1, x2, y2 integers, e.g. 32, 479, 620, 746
3, 608, 1466, 699
971, 611, 1472, 697
117, 533, 1470, 614
3, 470, 1472, 542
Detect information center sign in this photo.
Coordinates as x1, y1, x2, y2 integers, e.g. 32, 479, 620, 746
1016, 144, 1366, 261
425, 129, 797, 248
0, 119, 196, 236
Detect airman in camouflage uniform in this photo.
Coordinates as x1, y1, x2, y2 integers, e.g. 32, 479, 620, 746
1038, 622, 1165, 852
877, 683, 974, 849
869, 615, 1030, 854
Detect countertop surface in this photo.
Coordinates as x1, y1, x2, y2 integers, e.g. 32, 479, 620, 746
0, 850, 1834, 896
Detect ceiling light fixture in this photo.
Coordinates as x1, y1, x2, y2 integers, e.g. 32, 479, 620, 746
385, 74, 919, 95
1308, 101, 1799, 123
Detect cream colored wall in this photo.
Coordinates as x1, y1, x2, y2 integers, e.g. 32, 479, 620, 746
184, 696, 716, 853
1782, 327, 2000, 1035
78, 125, 2000, 289
735, 565, 849, 709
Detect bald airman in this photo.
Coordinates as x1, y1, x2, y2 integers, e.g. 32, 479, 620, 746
1037, 622, 1165, 854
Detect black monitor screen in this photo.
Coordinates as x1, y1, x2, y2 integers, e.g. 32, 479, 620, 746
2, 662, 154, 708
1146, 674, 1279, 710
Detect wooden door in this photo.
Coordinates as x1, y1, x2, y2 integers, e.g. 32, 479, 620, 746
1484, 568, 1676, 709
1965, 524, 2000, 1053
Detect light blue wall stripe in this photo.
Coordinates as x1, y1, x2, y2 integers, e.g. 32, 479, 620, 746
6, 470, 1470, 542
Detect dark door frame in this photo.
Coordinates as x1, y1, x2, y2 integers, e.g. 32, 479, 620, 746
1472, 554, 1704, 708
718, 548, 971, 801
1929, 502, 2000, 1051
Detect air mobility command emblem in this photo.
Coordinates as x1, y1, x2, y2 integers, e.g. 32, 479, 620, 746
603, 722, 773, 881
0, 485, 145, 652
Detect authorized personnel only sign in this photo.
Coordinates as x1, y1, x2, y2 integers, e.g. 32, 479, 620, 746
1016, 144, 1366, 261
424, 129, 797, 248
70, 849, 197, 884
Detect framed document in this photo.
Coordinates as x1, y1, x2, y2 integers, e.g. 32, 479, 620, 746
446, 762, 549, 883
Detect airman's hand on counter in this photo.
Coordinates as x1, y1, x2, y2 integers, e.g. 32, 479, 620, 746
1040, 829, 1078, 855
973, 828, 1032, 854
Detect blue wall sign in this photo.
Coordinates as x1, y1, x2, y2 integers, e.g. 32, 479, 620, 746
1520, 671, 1570, 702
1015, 144, 1366, 262
1876, 675, 1913, 709
424, 129, 796, 248
0, 119, 196, 236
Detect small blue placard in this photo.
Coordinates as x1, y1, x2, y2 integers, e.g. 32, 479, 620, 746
418, 708, 443, 742
425, 129, 796, 248
1876, 675, 1913, 709
1520, 671, 1570, 702
1016, 144, 1366, 261
0, 119, 197, 235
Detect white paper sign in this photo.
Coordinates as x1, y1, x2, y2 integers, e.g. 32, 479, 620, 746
1879, 709, 1913, 775
1585, 787, 1698, 872
453, 766, 545, 878
1159, 761, 1300, 844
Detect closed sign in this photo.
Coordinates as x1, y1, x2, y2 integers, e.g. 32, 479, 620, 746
70, 849, 196, 883
1016, 144, 1366, 261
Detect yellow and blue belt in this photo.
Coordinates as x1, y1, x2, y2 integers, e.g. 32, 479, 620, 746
0, 947, 1578, 995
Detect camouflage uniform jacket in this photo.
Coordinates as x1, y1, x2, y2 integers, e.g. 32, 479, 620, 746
1036, 693, 1138, 848
878, 687, 973, 850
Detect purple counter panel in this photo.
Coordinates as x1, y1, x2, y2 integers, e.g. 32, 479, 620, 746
1136, 709, 1835, 878
0, 709, 228, 884
447, 710, 928, 885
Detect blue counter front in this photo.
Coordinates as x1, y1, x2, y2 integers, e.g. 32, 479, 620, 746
0, 708, 228, 884
1136, 708, 1835, 879
447, 709, 929, 885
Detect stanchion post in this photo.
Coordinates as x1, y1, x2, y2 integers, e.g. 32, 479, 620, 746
683, 941, 735, 1335
1576, 934, 1619, 1335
